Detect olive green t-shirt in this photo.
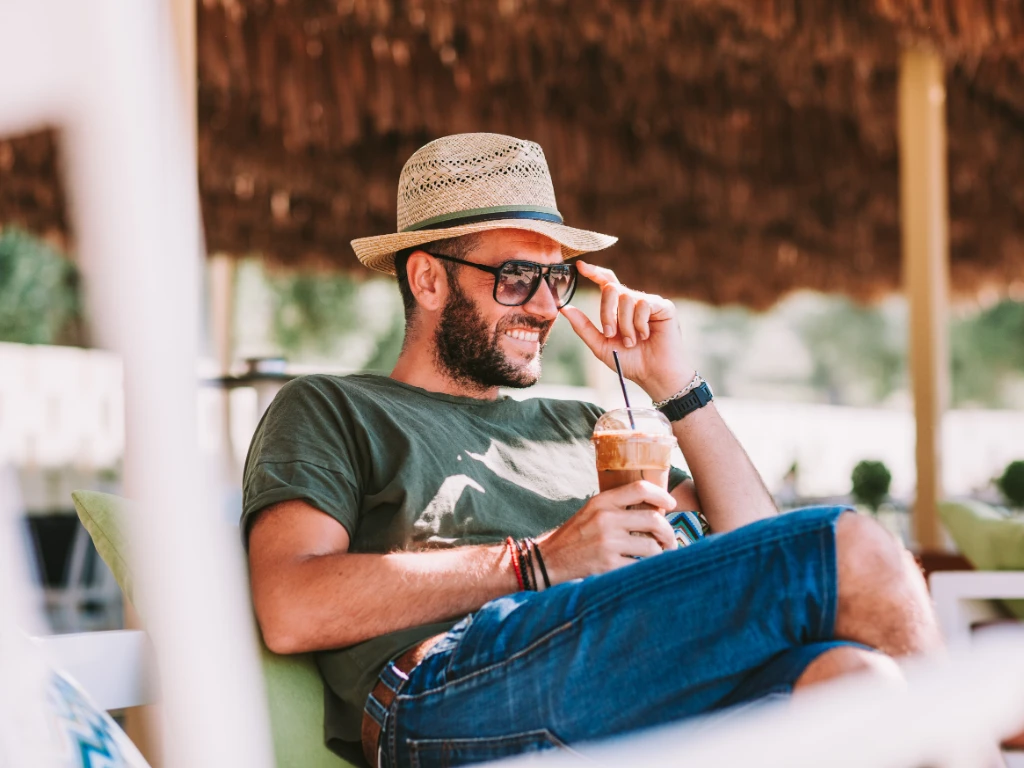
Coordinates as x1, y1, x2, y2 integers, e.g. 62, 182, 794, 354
241, 374, 689, 756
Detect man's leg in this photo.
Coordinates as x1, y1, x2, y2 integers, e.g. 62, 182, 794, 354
832, 511, 944, 657
380, 507, 940, 767
794, 645, 904, 691
789, 510, 944, 692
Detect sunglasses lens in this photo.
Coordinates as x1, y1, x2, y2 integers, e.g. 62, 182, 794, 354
496, 262, 541, 305
547, 265, 576, 307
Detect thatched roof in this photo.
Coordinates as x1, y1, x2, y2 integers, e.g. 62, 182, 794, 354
2, 0, 1023, 308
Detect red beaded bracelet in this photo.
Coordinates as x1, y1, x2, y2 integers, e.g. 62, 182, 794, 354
506, 536, 525, 591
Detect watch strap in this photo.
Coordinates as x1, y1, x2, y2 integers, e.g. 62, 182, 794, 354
656, 380, 713, 422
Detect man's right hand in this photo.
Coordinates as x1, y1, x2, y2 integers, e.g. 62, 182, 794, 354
538, 481, 677, 585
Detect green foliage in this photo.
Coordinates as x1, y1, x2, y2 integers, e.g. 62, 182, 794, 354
699, 306, 753, 397
539, 311, 587, 386
951, 300, 1024, 407
267, 270, 362, 359
0, 228, 81, 345
851, 459, 892, 512
361, 311, 406, 373
998, 460, 1024, 509
794, 297, 905, 406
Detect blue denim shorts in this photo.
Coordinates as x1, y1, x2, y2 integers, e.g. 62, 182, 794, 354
371, 506, 867, 767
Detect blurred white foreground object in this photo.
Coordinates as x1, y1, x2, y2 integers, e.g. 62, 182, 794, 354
496, 628, 1024, 768
0, 464, 57, 767
0, 467, 148, 768
0, 1, 273, 767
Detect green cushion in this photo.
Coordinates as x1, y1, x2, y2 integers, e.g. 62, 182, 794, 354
938, 498, 1024, 620
71, 490, 350, 768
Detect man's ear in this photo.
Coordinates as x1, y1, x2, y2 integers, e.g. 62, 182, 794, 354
405, 250, 448, 313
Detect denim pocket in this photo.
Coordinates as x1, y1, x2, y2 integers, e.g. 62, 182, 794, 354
407, 728, 570, 768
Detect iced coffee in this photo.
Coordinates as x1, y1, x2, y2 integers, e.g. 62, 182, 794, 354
592, 408, 676, 510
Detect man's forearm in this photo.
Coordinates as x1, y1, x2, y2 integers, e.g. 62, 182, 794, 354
671, 401, 777, 532
256, 543, 516, 653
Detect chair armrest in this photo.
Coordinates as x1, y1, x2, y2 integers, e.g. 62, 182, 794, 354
929, 571, 1024, 650
32, 629, 154, 711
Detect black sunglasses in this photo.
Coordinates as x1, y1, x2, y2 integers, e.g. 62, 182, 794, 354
423, 253, 578, 309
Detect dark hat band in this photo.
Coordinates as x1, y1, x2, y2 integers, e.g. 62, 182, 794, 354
401, 205, 563, 232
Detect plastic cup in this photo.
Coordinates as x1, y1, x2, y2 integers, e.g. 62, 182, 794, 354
592, 408, 676, 509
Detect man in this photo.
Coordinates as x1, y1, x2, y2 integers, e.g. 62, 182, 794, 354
243, 133, 941, 767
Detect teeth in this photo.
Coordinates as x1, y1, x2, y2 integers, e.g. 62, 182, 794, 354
505, 329, 540, 342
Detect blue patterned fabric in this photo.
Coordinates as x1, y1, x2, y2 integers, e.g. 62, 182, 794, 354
666, 509, 709, 546
46, 670, 149, 768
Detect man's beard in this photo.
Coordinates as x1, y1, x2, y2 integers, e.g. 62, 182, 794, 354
434, 280, 550, 390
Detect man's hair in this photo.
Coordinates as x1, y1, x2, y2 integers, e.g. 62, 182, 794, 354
395, 233, 483, 322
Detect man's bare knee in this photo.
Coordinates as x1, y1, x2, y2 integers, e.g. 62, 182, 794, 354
794, 646, 903, 692
833, 511, 942, 657
836, 511, 909, 584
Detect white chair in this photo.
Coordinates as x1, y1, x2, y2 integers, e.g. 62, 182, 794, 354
930, 570, 1024, 764
34, 629, 152, 712
930, 571, 1024, 650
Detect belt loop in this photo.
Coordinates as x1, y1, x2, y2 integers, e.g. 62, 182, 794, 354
379, 660, 409, 693
364, 691, 389, 729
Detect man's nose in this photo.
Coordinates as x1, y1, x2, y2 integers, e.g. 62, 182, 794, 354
523, 276, 559, 320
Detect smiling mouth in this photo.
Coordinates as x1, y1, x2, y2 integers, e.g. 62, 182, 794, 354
504, 329, 541, 343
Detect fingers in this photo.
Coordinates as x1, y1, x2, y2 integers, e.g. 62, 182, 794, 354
618, 292, 637, 348
599, 480, 676, 511
617, 510, 677, 552
574, 260, 675, 345
621, 532, 666, 559
576, 260, 620, 290
600, 283, 620, 338
559, 304, 606, 356
547, 483, 679, 580
635, 299, 652, 341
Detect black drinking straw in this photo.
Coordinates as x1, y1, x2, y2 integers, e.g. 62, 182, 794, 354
612, 351, 636, 429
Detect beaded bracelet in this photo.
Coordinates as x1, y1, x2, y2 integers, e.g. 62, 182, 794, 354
506, 536, 525, 591
514, 537, 535, 591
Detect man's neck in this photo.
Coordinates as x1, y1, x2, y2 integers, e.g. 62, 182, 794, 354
390, 345, 501, 401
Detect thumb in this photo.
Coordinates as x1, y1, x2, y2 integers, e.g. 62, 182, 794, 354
559, 304, 608, 358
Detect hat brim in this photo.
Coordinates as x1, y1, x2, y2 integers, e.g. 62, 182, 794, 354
351, 219, 617, 275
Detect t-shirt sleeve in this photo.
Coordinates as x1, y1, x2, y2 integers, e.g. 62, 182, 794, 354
241, 377, 362, 543
668, 465, 691, 491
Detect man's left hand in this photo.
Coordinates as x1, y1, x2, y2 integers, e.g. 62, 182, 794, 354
559, 260, 694, 401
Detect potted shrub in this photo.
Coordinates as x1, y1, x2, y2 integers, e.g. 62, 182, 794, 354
997, 460, 1024, 511
851, 459, 892, 514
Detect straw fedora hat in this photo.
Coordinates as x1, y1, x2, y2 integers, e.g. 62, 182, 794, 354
351, 133, 617, 275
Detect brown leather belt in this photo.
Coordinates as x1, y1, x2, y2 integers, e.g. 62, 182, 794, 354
361, 634, 443, 768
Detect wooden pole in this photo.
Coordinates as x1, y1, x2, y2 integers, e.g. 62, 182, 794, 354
209, 254, 239, 486
898, 48, 949, 551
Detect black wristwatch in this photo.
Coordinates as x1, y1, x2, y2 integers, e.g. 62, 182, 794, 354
656, 381, 714, 422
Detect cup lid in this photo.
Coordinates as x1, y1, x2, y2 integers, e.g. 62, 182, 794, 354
593, 407, 672, 436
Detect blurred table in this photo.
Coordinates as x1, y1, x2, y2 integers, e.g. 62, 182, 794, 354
201, 371, 294, 414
